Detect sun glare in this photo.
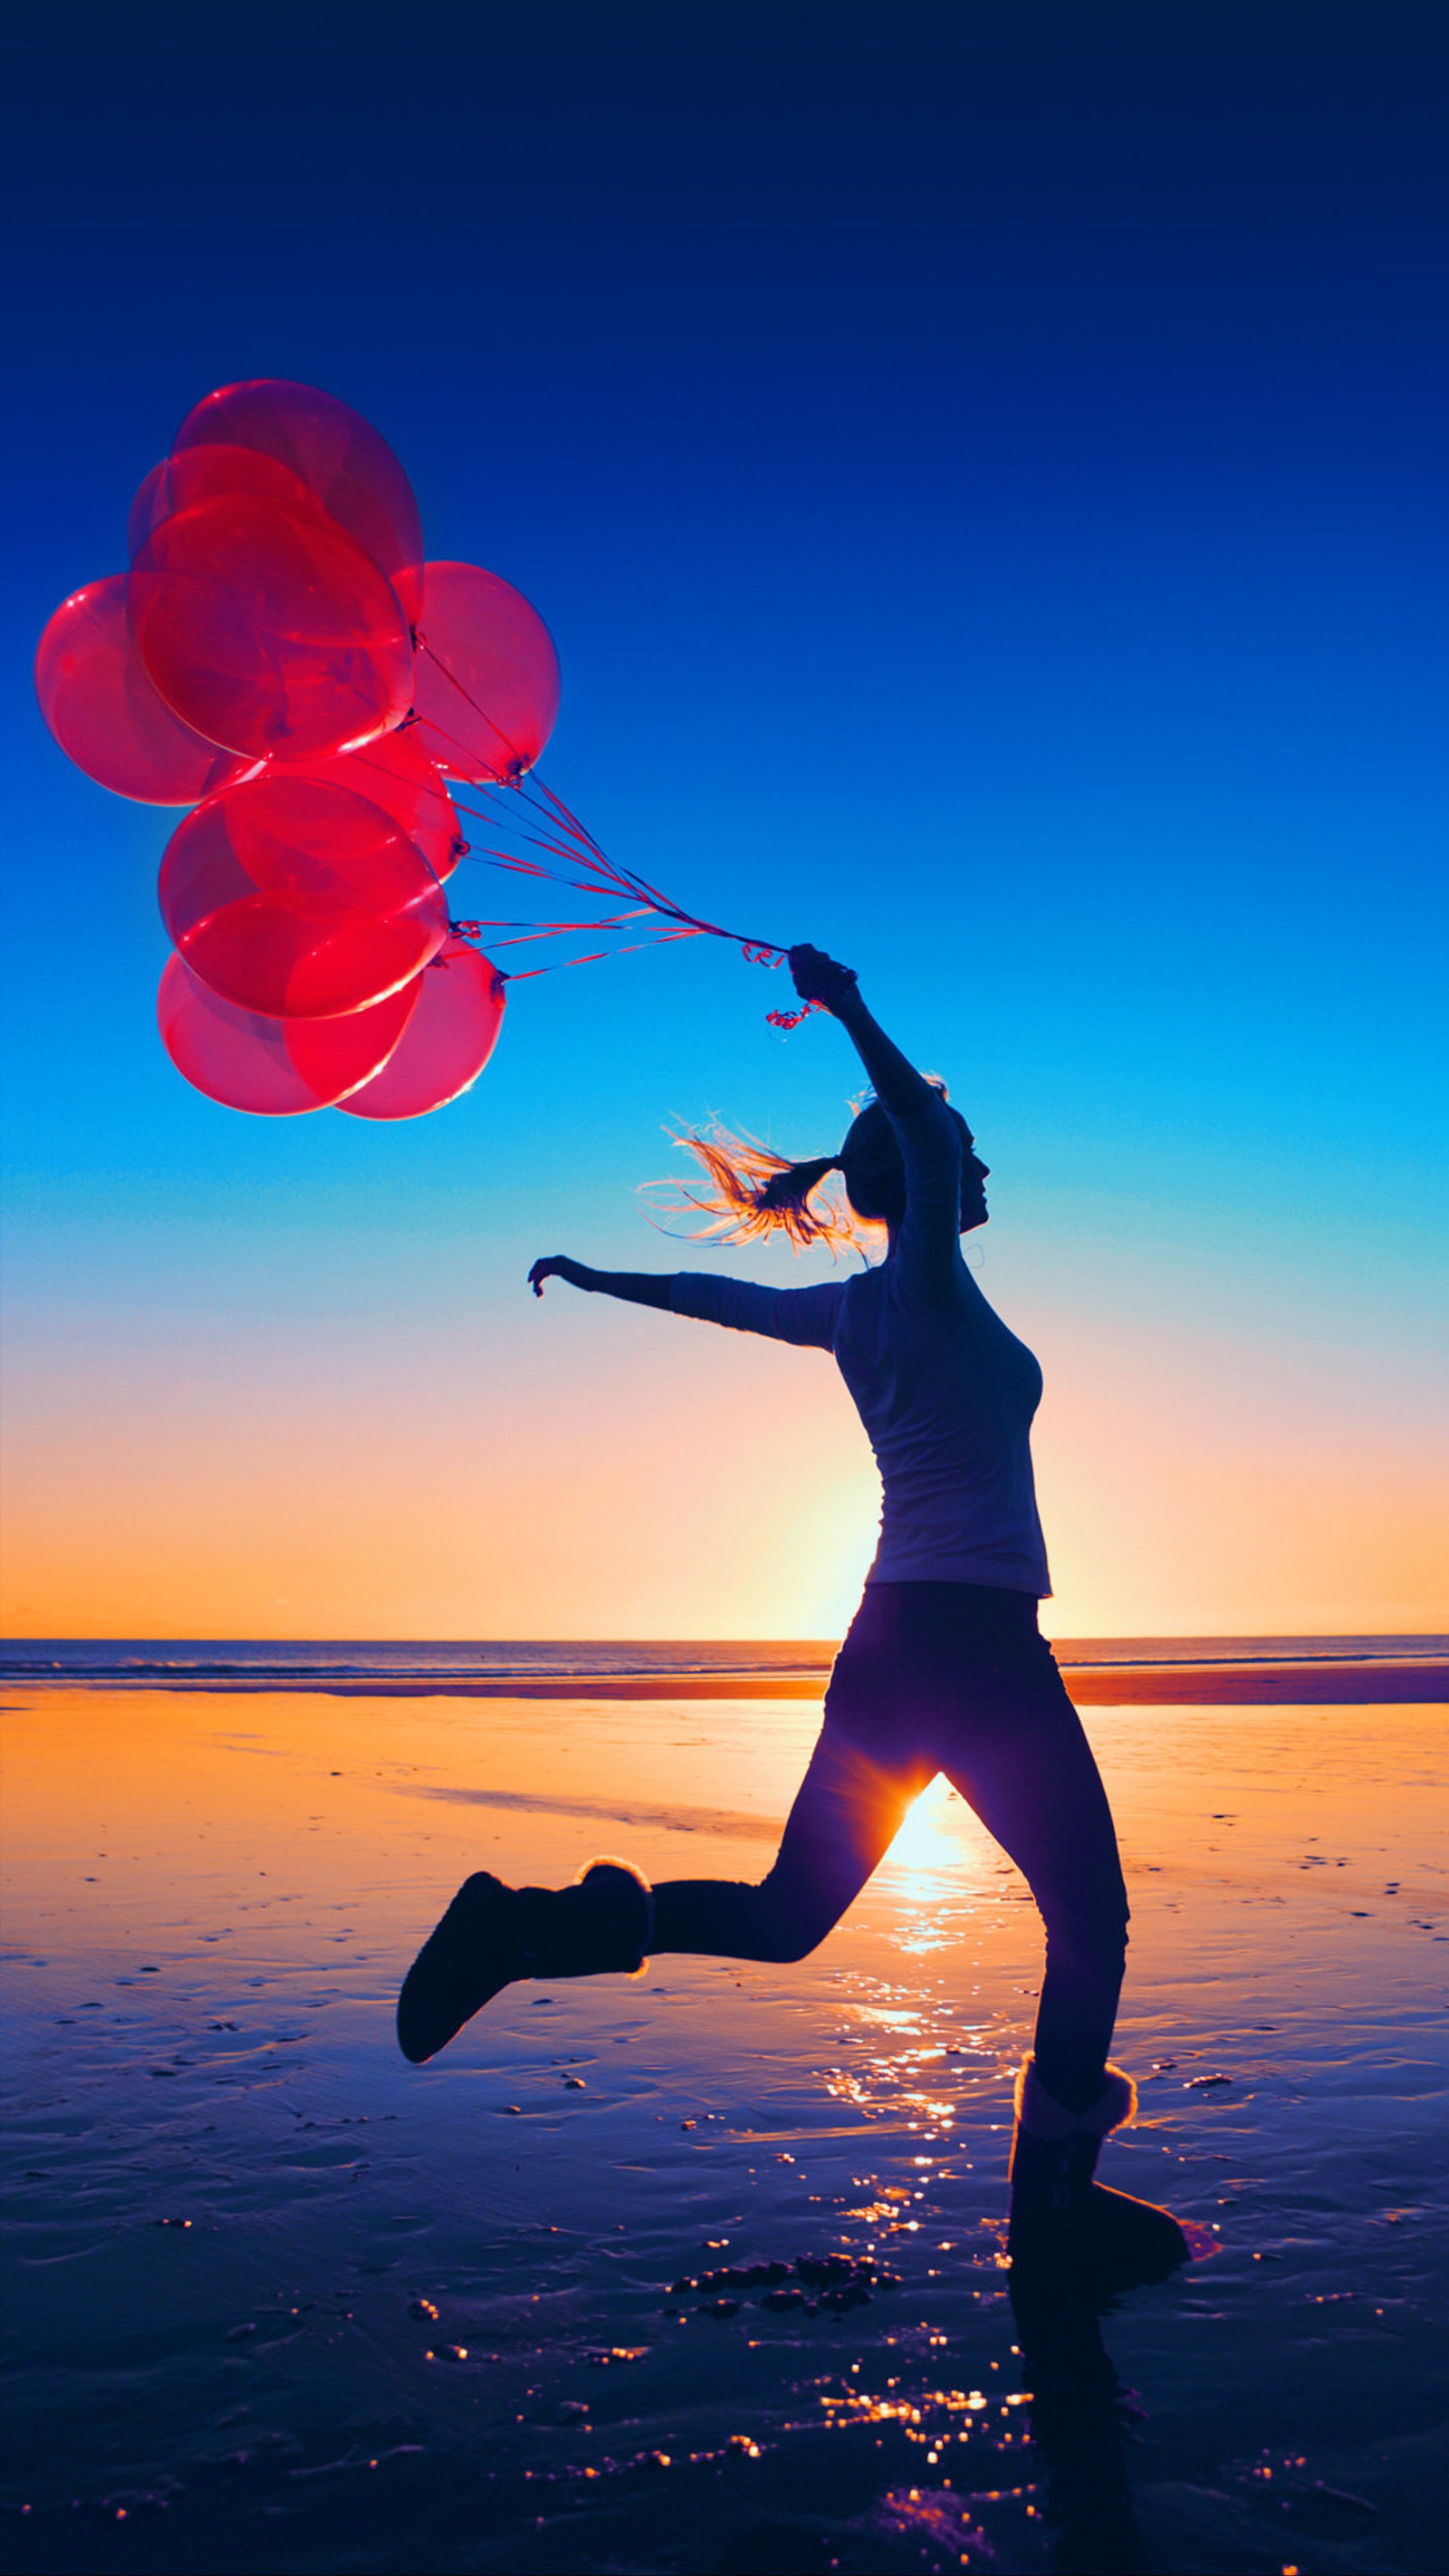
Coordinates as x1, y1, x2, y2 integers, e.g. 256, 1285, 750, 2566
882, 1777, 968, 1877
875, 1779, 992, 1954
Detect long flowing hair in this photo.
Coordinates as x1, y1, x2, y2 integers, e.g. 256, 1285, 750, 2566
646, 1125, 851, 1250
648, 1087, 966, 1254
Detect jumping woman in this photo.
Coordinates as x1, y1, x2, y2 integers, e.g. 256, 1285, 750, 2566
398, 946, 1189, 2283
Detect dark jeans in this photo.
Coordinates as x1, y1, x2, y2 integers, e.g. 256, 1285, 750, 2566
652, 1581, 1129, 2112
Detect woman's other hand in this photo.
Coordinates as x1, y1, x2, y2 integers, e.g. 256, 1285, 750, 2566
529, 1259, 674, 1311
788, 944, 859, 1014
528, 1255, 591, 1298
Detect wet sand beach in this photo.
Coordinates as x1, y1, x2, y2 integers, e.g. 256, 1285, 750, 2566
2, 1672, 1444, 2574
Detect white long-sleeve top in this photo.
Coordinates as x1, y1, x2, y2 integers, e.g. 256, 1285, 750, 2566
669, 1090, 1051, 1595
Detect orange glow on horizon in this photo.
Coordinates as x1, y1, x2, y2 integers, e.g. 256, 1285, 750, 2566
3, 1298, 1444, 1639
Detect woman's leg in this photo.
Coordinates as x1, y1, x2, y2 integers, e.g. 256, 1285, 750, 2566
947, 1643, 1189, 2281
398, 1591, 924, 2060
941, 1658, 1129, 2114
652, 1719, 930, 1963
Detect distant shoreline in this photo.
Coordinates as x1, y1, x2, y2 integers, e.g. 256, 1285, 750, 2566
6, 1658, 1444, 1704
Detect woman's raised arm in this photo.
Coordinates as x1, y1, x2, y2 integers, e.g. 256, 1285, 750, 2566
787, 945, 940, 1124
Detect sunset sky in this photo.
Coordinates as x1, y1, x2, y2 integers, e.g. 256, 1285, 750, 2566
4, 8, 1444, 1639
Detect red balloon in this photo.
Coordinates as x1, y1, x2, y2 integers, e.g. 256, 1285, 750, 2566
128, 445, 315, 559
129, 493, 414, 763
158, 773, 450, 1019
171, 380, 426, 627
34, 575, 237, 804
245, 729, 465, 882
340, 938, 505, 1120
126, 464, 168, 559
410, 562, 561, 783
158, 952, 419, 1115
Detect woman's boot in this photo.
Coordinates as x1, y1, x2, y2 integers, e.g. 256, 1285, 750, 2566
1008, 2056, 1191, 2291
397, 1860, 653, 2064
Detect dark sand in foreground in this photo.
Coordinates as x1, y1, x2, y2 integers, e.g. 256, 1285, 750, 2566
2, 1681, 1444, 2574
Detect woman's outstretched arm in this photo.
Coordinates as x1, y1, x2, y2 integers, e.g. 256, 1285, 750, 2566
530, 1257, 843, 1349
787, 945, 940, 1122
528, 1258, 674, 1308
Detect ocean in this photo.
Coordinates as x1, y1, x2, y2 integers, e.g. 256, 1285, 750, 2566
4, 1632, 1444, 1686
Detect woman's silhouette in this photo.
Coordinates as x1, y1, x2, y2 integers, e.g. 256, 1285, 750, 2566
398, 946, 1188, 2283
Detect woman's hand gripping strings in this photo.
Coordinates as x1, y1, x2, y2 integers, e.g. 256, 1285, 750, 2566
786, 944, 941, 1125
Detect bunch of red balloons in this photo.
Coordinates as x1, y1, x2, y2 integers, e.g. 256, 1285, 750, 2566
34, 380, 563, 1120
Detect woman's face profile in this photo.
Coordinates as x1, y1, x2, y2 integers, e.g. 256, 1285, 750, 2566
959, 1147, 990, 1233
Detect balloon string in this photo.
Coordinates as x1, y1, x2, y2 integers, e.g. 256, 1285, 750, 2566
342, 734, 457, 822
421, 699, 737, 930
447, 812, 627, 885
456, 793, 788, 956
423, 720, 657, 889
417, 643, 793, 966
413, 697, 689, 933
451, 908, 660, 947
404, 710, 601, 874
458, 841, 695, 927
412, 675, 621, 885
415, 637, 533, 774
485, 927, 702, 981
453, 798, 789, 961
526, 771, 625, 875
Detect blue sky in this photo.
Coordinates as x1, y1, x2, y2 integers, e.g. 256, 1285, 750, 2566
3, 6, 1445, 1635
